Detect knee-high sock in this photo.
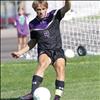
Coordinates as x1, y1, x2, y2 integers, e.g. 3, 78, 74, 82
31, 75, 43, 93
55, 80, 64, 98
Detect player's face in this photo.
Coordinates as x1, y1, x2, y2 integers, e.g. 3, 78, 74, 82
36, 4, 47, 19
19, 9, 24, 15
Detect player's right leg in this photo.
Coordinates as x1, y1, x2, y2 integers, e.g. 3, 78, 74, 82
35, 53, 51, 76
19, 53, 51, 100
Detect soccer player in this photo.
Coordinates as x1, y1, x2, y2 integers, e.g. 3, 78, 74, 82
11, 0, 71, 100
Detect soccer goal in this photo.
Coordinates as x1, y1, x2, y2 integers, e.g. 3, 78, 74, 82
60, 1, 100, 55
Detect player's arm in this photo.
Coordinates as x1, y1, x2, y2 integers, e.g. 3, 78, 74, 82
28, 39, 37, 50
61, 0, 71, 14
11, 39, 37, 58
55, 0, 71, 21
64, 0, 71, 11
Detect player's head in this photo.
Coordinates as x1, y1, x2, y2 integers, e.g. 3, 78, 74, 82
32, 0, 48, 19
18, 7, 25, 15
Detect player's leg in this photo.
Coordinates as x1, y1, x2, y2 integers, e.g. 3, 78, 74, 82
54, 58, 65, 80
22, 36, 27, 48
53, 58, 65, 100
19, 53, 51, 100
35, 53, 51, 76
22, 36, 31, 59
31, 53, 51, 92
18, 35, 27, 58
18, 36, 22, 50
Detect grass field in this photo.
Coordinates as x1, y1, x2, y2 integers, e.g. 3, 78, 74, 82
1, 55, 100, 100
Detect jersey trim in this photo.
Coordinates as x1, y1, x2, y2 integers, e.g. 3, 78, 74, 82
30, 9, 58, 32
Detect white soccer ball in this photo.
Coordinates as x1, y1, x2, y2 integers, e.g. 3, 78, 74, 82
33, 87, 51, 100
65, 49, 75, 58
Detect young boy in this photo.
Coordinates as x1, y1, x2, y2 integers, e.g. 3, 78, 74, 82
11, 0, 71, 100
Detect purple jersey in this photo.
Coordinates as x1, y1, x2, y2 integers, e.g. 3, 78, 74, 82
29, 9, 66, 52
16, 15, 29, 36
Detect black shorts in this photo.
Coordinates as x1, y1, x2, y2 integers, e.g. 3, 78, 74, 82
38, 49, 66, 65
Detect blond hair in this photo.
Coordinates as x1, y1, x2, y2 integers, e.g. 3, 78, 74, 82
32, 0, 48, 11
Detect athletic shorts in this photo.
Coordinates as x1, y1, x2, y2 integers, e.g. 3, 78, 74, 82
38, 48, 66, 65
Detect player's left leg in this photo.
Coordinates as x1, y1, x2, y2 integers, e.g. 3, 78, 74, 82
53, 58, 66, 100
22, 36, 27, 48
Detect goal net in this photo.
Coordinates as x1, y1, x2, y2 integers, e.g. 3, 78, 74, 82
60, 1, 100, 55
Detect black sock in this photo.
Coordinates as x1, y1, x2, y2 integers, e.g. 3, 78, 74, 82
31, 75, 43, 93
55, 80, 64, 97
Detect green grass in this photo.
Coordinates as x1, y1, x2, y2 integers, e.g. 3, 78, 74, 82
1, 55, 100, 100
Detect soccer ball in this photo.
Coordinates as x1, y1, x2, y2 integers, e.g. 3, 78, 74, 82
33, 87, 51, 100
65, 49, 75, 58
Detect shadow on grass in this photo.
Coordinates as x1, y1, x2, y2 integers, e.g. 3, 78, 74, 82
1, 98, 20, 100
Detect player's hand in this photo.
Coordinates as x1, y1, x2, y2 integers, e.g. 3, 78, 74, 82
11, 52, 21, 58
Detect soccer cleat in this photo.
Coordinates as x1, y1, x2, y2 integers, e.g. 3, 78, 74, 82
19, 92, 33, 100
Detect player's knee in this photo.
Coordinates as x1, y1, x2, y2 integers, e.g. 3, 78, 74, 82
56, 64, 64, 73
39, 62, 48, 70
40, 62, 46, 67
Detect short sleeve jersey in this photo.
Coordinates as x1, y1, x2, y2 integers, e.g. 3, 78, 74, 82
29, 9, 66, 52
